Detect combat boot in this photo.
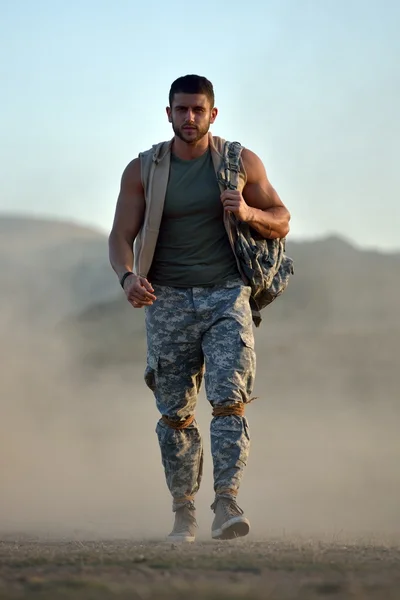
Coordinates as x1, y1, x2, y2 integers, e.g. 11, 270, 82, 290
167, 504, 197, 543
211, 497, 250, 540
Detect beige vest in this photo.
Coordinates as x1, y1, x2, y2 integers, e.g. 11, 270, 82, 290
133, 133, 247, 279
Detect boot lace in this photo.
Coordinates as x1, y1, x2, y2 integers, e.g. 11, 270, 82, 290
212, 498, 244, 519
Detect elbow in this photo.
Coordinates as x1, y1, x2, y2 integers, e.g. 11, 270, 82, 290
108, 228, 129, 246
108, 228, 117, 247
108, 229, 134, 255
108, 229, 117, 255
107, 230, 116, 267
107, 229, 126, 261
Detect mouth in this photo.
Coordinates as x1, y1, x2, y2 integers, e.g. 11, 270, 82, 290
183, 126, 197, 131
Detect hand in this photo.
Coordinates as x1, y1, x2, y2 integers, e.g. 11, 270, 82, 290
123, 274, 157, 308
221, 190, 251, 222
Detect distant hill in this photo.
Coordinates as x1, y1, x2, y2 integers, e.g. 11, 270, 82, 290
1, 214, 399, 405
268, 236, 400, 332
0, 215, 118, 328
65, 234, 400, 371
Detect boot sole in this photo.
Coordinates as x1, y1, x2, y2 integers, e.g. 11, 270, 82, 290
212, 516, 250, 540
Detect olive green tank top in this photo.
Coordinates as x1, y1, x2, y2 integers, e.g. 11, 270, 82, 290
148, 148, 239, 287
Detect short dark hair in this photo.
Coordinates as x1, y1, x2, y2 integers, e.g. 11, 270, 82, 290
169, 75, 215, 107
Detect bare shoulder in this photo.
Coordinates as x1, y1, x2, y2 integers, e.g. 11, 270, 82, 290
241, 147, 278, 210
241, 148, 268, 184
120, 157, 143, 194
240, 146, 290, 217
109, 158, 145, 241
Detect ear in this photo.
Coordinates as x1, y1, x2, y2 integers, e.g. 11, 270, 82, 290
166, 106, 172, 123
210, 107, 218, 124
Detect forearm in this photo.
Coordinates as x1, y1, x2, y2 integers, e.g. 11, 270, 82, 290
246, 206, 290, 239
108, 232, 135, 280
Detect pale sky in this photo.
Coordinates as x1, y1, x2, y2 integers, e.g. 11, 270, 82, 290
1, 0, 399, 250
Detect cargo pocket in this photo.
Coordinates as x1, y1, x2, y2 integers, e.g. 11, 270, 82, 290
239, 330, 255, 351
144, 352, 158, 392
238, 330, 256, 400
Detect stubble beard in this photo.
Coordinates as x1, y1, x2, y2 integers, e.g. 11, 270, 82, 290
172, 118, 211, 145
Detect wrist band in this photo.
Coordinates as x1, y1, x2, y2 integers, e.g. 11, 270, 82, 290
120, 271, 134, 289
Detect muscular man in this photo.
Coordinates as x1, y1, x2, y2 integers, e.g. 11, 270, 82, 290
108, 74, 290, 542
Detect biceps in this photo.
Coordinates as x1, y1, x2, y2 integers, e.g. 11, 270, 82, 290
111, 191, 145, 242
111, 161, 145, 242
243, 179, 283, 211
241, 149, 283, 210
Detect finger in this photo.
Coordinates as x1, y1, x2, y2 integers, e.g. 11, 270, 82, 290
221, 196, 240, 204
130, 299, 150, 308
141, 292, 157, 301
132, 286, 156, 301
222, 199, 240, 205
130, 289, 154, 302
129, 293, 154, 305
137, 284, 157, 300
221, 190, 239, 200
125, 278, 156, 300
223, 203, 240, 211
138, 292, 156, 302
140, 278, 155, 293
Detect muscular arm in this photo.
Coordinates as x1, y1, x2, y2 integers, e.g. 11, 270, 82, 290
241, 148, 291, 239
108, 158, 145, 280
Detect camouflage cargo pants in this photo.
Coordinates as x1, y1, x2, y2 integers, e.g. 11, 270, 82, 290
144, 279, 256, 511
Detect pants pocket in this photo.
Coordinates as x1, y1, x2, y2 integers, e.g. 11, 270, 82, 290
239, 330, 255, 350
144, 352, 158, 392
238, 331, 256, 400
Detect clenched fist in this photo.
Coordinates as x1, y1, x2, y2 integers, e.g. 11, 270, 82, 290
221, 189, 251, 222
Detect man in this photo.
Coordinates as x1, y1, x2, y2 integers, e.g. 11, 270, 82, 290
108, 75, 290, 542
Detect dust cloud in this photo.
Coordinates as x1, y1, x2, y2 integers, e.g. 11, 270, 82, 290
1, 315, 399, 543
1, 314, 164, 539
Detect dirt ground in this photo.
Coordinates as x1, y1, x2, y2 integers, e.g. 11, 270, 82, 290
1, 536, 400, 600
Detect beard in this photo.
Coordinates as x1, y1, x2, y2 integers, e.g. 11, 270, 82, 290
171, 118, 211, 144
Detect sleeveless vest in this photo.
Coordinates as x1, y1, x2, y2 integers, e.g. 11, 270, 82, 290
133, 133, 247, 282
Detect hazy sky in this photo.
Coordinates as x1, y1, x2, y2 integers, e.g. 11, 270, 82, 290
1, 0, 399, 249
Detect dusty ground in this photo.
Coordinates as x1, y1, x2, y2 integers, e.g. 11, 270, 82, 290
1, 536, 399, 600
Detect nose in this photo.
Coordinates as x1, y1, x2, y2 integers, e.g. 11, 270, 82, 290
185, 108, 195, 122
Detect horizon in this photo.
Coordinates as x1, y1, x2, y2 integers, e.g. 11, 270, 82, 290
1, 210, 398, 256
1, 1, 399, 251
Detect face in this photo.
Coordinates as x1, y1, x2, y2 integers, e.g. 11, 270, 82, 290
166, 93, 218, 144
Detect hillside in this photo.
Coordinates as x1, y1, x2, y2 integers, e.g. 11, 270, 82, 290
65, 235, 400, 379
1, 214, 399, 404
3, 215, 398, 332
0, 214, 119, 327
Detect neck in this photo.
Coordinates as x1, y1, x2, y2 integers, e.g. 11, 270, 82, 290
171, 133, 211, 160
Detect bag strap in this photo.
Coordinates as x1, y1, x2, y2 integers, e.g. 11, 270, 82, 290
218, 140, 243, 191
